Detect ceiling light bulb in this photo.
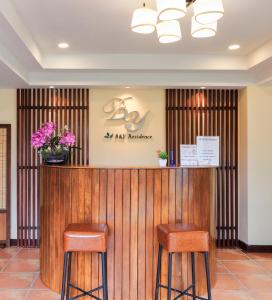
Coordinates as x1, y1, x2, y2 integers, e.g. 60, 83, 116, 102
156, 0, 187, 21
200, 86, 206, 89
228, 44, 240, 50
131, 3, 157, 34
157, 20, 182, 44
58, 42, 69, 49
193, 0, 224, 25
191, 17, 217, 38
49, 86, 54, 89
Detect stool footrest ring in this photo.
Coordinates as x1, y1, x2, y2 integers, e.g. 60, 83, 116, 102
158, 284, 209, 300
67, 283, 103, 300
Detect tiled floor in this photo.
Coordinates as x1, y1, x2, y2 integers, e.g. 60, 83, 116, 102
0, 247, 272, 299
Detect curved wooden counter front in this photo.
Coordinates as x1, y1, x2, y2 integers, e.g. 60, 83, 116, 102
40, 166, 216, 299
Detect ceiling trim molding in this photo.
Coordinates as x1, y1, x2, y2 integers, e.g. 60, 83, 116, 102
0, 41, 28, 83
27, 70, 254, 87
41, 53, 248, 71
0, 0, 42, 66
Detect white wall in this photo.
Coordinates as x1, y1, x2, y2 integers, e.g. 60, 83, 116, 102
239, 85, 272, 245
90, 88, 166, 166
0, 90, 17, 239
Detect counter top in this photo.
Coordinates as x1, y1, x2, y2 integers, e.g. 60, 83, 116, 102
42, 164, 215, 169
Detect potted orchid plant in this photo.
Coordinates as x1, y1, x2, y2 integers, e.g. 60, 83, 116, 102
157, 150, 168, 167
31, 122, 76, 165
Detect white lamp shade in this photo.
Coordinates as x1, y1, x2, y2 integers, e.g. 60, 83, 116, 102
157, 20, 182, 43
156, 0, 187, 21
191, 17, 217, 38
193, 0, 224, 25
131, 6, 157, 34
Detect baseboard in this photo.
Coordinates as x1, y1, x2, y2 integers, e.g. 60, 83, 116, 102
239, 240, 272, 253
10, 239, 17, 246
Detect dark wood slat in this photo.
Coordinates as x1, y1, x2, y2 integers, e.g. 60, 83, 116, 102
17, 88, 90, 247
166, 89, 238, 248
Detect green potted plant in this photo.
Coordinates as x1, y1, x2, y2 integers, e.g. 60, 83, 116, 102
157, 150, 168, 167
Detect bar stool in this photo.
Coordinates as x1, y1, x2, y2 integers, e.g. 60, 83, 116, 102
61, 223, 108, 300
155, 224, 211, 300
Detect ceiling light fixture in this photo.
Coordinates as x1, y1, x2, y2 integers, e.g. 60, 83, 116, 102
58, 42, 69, 49
200, 86, 206, 89
157, 20, 182, 43
193, 0, 224, 25
191, 17, 217, 38
131, 0, 224, 43
131, 3, 157, 34
228, 44, 240, 50
49, 85, 54, 89
156, 0, 187, 21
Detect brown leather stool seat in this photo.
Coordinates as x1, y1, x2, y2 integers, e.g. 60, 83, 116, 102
155, 223, 211, 300
64, 223, 108, 252
61, 223, 108, 300
157, 223, 209, 253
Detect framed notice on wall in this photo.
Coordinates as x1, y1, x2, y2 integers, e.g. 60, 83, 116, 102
197, 136, 220, 166
180, 136, 220, 167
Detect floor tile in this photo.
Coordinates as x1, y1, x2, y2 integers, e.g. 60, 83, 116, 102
33, 276, 49, 289
0, 272, 36, 289
3, 259, 40, 272
237, 274, 272, 291
25, 290, 61, 300
247, 252, 272, 261
216, 249, 249, 261
0, 289, 27, 300
249, 291, 272, 300
216, 261, 229, 273
15, 248, 40, 259
222, 260, 266, 274
212, 289, 254, 300
256, 260, 272, 273
0, 259, 9, 271
214, 273, 244, 290
0, 248, 21, 259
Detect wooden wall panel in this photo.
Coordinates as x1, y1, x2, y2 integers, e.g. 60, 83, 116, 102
166, 89, 238, 247
40, 166, 216, 299
0, 124, 11, 247
17, 89, 89, 247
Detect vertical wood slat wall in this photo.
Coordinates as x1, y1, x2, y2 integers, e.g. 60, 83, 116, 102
0, 125, 11, 246
17, 89, 90, 247
166, 89, 238, 247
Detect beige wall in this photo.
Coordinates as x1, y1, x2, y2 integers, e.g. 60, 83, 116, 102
0, 90, 17, 239
2, 86, 272, 245
238, 88, 248, 244
239, 85, 272, 245
90, 89, 166, 167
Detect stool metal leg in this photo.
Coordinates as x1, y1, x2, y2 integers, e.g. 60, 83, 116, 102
167, 252, 173, 300
204, 252, 212, 300
61, 252, 69, 300
101, 252, 108, 300
66, 252, 72, 300
191, 253, 196, 300
155, 244, 162, 300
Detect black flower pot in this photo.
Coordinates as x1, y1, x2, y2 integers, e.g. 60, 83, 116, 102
42, 152, 69, 165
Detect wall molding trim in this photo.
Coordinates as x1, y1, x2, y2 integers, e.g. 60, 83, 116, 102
239, 240, 272, 253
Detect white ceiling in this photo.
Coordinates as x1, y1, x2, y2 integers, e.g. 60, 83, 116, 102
0, 0, 271, 87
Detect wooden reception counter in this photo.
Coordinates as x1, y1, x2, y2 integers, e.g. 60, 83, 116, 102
40, 165, 216, 299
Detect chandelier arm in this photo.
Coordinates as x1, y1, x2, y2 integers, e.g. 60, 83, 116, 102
186, 0, 197, 7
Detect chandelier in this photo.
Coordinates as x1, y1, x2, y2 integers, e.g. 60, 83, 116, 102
131, 0, 224, 43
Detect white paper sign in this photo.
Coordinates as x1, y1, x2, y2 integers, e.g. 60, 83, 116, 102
180, 145, 198, 166
197, 136, 219, 166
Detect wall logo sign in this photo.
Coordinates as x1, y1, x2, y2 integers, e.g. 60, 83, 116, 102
103, 96, 152, 141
